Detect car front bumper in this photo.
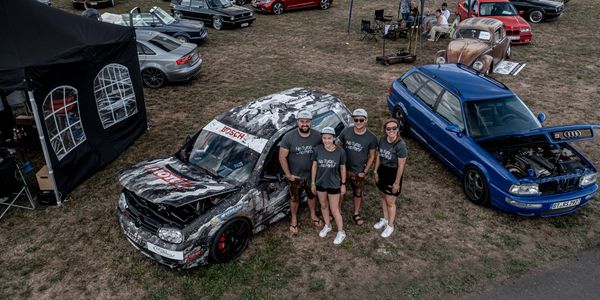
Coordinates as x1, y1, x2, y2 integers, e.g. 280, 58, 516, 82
252, 2, 273, 13
507, 32, 532, 45
165, 58, 203, 83
117, 208, 210, 269
223, 16, 256, 27
489, 182, 598, 217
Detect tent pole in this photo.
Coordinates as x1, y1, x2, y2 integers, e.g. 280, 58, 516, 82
27, 91, 62, 206
347, 0, 354, 33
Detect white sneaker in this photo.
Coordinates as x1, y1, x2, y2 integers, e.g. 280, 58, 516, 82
381, 225, 394, 238
333, 231, 346, 245
319, 224, 332, 238
373, 218, 388, 230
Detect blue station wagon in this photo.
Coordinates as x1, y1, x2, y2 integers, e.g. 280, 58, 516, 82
387, 64, 598, 217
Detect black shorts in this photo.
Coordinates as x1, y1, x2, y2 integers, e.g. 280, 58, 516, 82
316, 186, 341, 195
377, 165, 402, 196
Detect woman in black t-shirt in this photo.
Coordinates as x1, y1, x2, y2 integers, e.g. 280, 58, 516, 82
373, 119, 408, 238
311, 127, 347, 245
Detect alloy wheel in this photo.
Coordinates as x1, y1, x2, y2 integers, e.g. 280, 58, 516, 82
320, 0, 331, 9
142, 68, 165, 88
529, 10, 543, 23
273, 3, 284, 15
465, 170, 484, 201
212, 219, 251, 263
213, 16, 223, 30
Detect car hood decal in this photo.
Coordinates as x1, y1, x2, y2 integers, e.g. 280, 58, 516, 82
118, 157, 239, 207
477, 125, 599, 144
447, 39, 491, 65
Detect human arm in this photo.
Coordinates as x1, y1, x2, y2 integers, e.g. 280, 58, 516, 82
392, 157, 406, 194
311, 161, 317, 194
278, 147, 297, 181
340, 164, 346, 195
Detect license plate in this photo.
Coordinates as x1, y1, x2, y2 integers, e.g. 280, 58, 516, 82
509, 36, 520, 41
550, 198, 580, 210
241, 23, 249, 27
146, 242, 184, 260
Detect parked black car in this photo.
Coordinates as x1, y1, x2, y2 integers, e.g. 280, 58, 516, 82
102, 7, 208, 43
72, 0, 115, 9
170, 0, 256, 30
509, 0, 564, 23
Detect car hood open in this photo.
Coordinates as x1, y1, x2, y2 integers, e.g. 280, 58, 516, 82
446, 39, 491, 65
476, 125, 599, 143
118, 156, 239, 207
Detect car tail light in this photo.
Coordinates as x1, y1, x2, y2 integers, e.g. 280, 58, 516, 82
176, 55, 192, 65
389, 83, 393, 96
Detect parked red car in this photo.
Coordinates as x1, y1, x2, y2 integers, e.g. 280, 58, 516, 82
456, 0, 532, 44
251, 0, 332, 15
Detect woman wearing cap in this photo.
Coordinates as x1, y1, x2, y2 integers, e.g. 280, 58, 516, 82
373, 119, 408, 238
310, 127, 347, 245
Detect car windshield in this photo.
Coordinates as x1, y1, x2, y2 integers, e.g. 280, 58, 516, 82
207, 0, 232, 8
465, 96, 541, 138
185, 130, 259, 183
455, 28, 492, 41
151, 7, 176, 24
479, 3, 518, 16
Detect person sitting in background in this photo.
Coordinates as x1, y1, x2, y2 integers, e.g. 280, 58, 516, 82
427, 9, 449, 41
441, 2, 451, 20
82, 1, 101, 21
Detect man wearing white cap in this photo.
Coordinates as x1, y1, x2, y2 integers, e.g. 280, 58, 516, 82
279, 110, 323, 233
337, 108, 377, 226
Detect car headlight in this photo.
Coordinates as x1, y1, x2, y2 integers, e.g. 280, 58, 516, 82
158, 228, 184, 244
472, 60, 484, 71
118, 193, 128, 212
250, 12, 253, 16
435, 56, 446, 64
230, 16, 235, 21
509, 183, 540, 195
521, 28, 531, 33
579, 173, 597, 187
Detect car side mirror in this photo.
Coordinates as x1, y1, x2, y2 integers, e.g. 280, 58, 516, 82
260, 174, 280, 183
537, 112, 546, 123
519, 10, 525, 16
446, 124, 463, 135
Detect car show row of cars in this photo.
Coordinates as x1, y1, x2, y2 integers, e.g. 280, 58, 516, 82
69, 0, 596, 269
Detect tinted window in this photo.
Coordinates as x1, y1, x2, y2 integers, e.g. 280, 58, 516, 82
465, 96, 541, 138
416, 80, 444, 108
480, 3, 517, 16
139, 43, 155, 55
312, 111, 345, 136
149, 35, 181, 52
436, 92, 464, 130
401, 72, 428, 94
191, 0, 204, 7
136, 43, 144, 55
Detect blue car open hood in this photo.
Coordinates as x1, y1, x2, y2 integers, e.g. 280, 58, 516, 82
476, 125, 600, 144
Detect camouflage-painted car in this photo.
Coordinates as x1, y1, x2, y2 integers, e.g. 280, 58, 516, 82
116, 88, 352, 268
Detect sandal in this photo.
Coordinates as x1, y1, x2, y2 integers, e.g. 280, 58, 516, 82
289, 224, 299, 233
353, 214, 365, 226
311, 218, 324, 228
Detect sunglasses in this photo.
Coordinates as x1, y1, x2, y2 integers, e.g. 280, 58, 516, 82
385, 126, 398, 132
353, 118, 366, 123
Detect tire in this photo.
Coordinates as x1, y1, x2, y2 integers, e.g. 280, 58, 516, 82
319, 0, 331, 10
174, 35, 189, 43
210, 218, 252, 263
393, 107, 409, 135
505, 44, 511, 59
272, 2, 284, 15
212, 16, 223, 30
142, 68, 166, 88
528, 9, 544, 23
463, 167, 490, 205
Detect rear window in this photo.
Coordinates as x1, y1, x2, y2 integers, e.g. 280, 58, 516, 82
401, 72, 429, 94
148, 35, 181, 52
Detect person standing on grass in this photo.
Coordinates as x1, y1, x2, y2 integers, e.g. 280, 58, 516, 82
279, 110, 323, 233
337, 108, 377, 226
311, 127, 347, 245
401, 0, 411, 21
373, 119, 408, 238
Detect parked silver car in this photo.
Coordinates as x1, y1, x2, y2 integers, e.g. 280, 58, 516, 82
136, 30, 203, 88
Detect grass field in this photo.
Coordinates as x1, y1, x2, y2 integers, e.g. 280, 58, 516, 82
1, 0, 599, 299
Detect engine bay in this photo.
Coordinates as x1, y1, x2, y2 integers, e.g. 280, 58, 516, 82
480, 135, 588, 179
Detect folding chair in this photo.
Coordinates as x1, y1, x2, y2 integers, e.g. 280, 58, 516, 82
0, 157, 35, 220
360, 20, 377, 42
435, 17, 460, 41
374, 9, 393, 33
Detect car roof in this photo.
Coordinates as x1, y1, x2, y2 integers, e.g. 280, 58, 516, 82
458, 17, 503, 31
216, 88, 347, 139
415, 64, 515, 101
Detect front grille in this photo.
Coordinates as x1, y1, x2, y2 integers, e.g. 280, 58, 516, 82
541, 206, 577, 217
124, 190, 185, 232
539, 176, 581, 195
507, 30, 520, 35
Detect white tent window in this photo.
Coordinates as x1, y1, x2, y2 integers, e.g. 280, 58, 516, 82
42, 86, 87, 161
94, 63, 138, 129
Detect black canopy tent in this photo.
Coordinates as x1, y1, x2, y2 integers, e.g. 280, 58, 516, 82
0, 0, 147, 205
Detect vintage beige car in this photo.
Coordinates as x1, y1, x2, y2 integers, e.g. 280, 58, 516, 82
434, 18, 511, 74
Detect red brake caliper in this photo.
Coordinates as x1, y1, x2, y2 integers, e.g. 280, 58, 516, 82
217, 235, 226, 251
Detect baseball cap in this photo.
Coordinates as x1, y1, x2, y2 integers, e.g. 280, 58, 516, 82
352, 108, 368, 118
296, 110, 312, 120
320, 127, 336, 135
